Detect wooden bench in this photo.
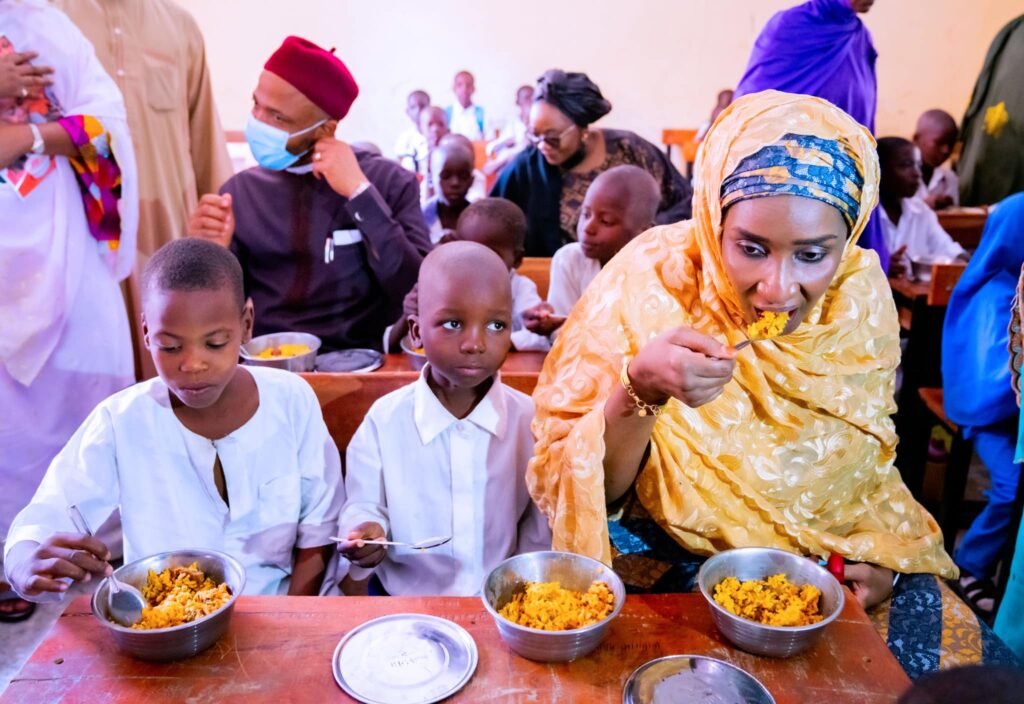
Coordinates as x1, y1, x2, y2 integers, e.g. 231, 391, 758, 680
937, 208, 988, 250
518, 257, 551, 299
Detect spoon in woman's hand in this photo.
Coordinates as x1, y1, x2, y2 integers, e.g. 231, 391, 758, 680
68, 505, 147, 627
330, 535, 452, 550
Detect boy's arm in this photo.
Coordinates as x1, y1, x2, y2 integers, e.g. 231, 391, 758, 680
341, 411, 391, 581
4, 405, 120, 600
287, 545, 334, 596
510, 275, 552, 352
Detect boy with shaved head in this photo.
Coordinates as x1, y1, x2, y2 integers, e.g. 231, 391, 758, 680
188, 36, 430, 353
913, 109, 960, 210
339, 241, 551, 596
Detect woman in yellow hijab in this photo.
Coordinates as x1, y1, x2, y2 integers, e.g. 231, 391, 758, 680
529, 91, 1018, 676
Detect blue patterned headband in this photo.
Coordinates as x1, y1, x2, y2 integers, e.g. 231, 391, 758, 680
720, 133, 865, 230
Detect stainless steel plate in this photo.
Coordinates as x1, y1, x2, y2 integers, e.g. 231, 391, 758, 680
333, 613, 478, 704
316, 348, 383, 373
622, 655, 775, 704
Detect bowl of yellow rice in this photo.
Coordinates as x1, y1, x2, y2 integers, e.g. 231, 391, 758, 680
697, 547, 845, 657
481, 551, 626, 662
240, 331, 321, 372
91, 549, 245, 662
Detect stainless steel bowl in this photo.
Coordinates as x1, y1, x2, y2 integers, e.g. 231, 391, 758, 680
91, 549, 245, 662
481, 550, 626, 662
240, 332, 322, 372
399, 335, 426, 371
910, 255, 953, 282
697, 547, 844, 658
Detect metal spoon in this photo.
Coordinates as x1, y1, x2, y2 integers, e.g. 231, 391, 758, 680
331, 535, 453, 550
68, 505, 146, 627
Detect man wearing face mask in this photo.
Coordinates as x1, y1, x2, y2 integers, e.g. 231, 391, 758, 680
188, 36, 430, 351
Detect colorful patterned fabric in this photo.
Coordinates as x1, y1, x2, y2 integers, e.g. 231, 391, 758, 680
57, 114, 123, 255
528, 90, 956, 578
719, 132, 864, 230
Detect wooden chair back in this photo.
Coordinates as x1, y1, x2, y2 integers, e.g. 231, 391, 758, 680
661, 128, 700, 173
472, 140, 488, 170
300, 371, 539, 458
518, 257, 551, 299
927, 263, 966, 306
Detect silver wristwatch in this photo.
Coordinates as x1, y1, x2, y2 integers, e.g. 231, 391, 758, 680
28, 123, 45, 155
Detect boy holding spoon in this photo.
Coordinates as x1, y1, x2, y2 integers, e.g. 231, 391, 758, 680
338, 242, 551, 595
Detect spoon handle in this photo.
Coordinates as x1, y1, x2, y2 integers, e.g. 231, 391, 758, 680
329, 536, 404, 547
68, 504, 94, 536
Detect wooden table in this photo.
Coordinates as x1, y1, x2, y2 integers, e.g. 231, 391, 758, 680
3, 593, 910, 704
378, 351, 547, 374
937, 207, 987, 250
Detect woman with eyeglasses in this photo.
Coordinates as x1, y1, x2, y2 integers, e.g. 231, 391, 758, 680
491, 69, 692, 257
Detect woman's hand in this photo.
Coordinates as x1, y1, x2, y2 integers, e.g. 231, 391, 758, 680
0, 50, 53, 100
845, 562, 894, 609
6, 534, 112, 599
628, 327, 737, 408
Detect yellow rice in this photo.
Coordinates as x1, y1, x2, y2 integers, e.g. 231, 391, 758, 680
712, 573, 823, 627
131, 562, 232, 630
498, 580, 615, 631
254, 343, 311, 359
746, 311, 789, 340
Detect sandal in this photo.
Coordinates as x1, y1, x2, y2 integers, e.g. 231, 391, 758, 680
949, 575, 997, 623
0, 587, 36, 624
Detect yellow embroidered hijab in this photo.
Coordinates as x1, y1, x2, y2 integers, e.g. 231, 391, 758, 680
527, 91, 956, 578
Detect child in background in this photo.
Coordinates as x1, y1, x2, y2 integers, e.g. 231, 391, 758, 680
485, 84, 534, 176
878, 136, 967, 279
4, 239, 344, 600
422, 140, 475, 243
446, 70, 486, 141
395, 89, 429, 171
912, 109, 959, 210
339, 241, 551, 596
387, 198, 549, 352
696, 89, 734, 142
523, 165, 660, 337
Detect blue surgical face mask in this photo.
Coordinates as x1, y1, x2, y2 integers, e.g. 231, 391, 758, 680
245, 114, 327, 170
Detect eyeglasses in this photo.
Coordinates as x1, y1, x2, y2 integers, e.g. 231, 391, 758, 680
526, 123, 579, 150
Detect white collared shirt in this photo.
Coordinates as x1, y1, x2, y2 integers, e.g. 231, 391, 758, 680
448, 101, 485, 141
548, 243, 602, 317
342, 369, 551, 595
4, 366, 344, 597
880, 197, 965, 268
915, 164, 960, 207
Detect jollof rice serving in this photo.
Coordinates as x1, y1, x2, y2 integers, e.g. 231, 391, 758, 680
131, 562, 232, 630
712, 573, 823, 627
498, 580, 615, 630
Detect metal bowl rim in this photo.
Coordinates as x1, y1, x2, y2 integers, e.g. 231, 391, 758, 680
697, 547, 845, 634
622, 654, 775, 704
239, 331, 323, 360
90, 548, 245, 634
399, 336, 427, 358
480, 550, 626, 635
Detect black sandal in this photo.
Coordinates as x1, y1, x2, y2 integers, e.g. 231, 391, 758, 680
0, 590, 36, 624
950, 576, 997, 623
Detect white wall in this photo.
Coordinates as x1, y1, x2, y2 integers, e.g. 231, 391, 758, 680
176, 0, 1022, 156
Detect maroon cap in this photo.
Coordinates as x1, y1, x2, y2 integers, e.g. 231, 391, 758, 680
264, 36, 359, 120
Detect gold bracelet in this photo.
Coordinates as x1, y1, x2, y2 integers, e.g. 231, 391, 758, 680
620, 358, 666, 417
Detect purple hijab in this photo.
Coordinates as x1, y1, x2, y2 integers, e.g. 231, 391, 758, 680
734, 0, 886, 269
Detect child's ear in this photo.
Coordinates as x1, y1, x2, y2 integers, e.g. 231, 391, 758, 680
141, 313, 151, 349
513, 248, 525, 270
408, 315, 423, 349
241, 298, 255, 344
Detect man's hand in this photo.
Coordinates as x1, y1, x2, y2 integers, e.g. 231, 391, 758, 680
887, 245, 909, 278
312, 137, 369, 199
0, 50, 53, 100
188, 193, 234, 248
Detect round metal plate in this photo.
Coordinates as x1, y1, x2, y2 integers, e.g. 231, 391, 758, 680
315, 348, 383, 373
622, 655, 775, 704
332, 613, 478, 704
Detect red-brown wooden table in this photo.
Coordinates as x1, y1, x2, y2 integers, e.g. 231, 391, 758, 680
377, 352, 547, 374
2, 593, 910, 703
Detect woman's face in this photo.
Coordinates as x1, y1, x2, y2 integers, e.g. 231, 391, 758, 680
528, 101, 584, 166
720, 196, 847, 331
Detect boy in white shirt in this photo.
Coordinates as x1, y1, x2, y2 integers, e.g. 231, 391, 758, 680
878, 137, 968, 278
395, 89, 429, 171
446, 70, 486, 141
523, 165, 660, 337
912, 109, 959, 210
4, 239, 344, 600
339, 241, 551, 596
387, 197, 550, 352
